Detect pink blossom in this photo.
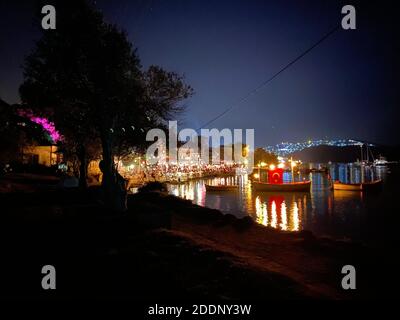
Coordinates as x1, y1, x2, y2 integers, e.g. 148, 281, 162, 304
18, 109, 62, 143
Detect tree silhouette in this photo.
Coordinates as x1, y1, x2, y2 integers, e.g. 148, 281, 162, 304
20, 0, 192, 211
254, 148, 277, 166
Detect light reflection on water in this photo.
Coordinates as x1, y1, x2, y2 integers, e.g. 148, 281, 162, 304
251, 192, 305, 231
167, 164, 391, 240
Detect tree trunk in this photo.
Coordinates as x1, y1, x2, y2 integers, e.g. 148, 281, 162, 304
100, 130, 127, 212
78, 144, 88, 189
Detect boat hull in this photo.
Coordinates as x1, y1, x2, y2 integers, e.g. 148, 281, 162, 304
205, 184, 239, 191
333, 179, 382, 191
252, 181, 311, 192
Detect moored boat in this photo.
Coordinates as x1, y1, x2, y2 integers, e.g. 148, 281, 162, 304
333, 179, 382, 191
205, 184, 239, 191
374, 156, 388, 166
252, 181, 311, 192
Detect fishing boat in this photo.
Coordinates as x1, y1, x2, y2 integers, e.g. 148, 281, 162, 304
205, 184, 239, 191
332, 179, 382, 191
252, 181, 311, 192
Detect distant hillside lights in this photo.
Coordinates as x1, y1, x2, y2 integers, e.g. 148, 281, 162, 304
265, 139, 373, 156
146, 121, 254, 173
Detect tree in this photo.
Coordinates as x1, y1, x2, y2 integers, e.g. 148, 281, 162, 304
57, 136, 102, 181
20, 0, 193, 211
254, 148, 278, 166
0, 99, 21, 166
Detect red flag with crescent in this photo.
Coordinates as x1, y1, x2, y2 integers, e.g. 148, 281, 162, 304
268, 168, 284, 184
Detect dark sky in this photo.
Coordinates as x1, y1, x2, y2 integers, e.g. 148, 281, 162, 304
0, 0, 398, 146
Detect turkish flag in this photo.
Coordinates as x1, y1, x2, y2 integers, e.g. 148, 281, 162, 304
268, 168, 284, 184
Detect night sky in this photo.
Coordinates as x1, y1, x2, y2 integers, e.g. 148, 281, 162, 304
0, 0, 399, 146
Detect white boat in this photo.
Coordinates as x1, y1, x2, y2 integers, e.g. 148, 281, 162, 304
374, 156, 388, 166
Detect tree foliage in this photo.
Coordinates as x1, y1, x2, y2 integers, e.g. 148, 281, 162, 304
20, 0, 193, 210
254, 148, 278, 165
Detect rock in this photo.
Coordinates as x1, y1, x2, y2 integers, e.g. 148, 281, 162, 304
233, 216, 254, 231
138, 181, 168, 193
220, 214, 237, 225
58, 176, 79, 188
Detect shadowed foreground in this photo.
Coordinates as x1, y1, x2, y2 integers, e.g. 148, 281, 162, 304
0, 182, 398, 300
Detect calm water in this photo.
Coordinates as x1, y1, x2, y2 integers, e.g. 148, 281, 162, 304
168, 164, 400, 246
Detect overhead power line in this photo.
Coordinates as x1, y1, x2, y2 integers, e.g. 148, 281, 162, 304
198, 24, 341, 129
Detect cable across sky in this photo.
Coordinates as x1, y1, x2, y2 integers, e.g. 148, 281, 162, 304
198, 24, 341, 130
